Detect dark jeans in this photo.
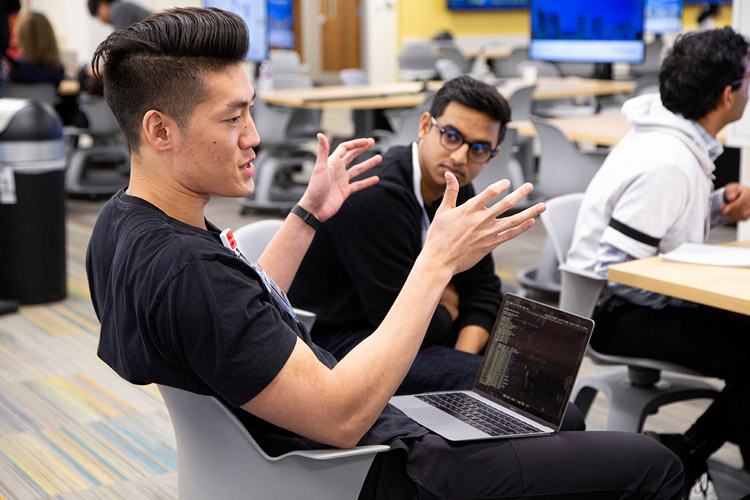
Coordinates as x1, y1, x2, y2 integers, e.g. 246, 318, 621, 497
362, 432, 683, 499
593, 297, 750, 467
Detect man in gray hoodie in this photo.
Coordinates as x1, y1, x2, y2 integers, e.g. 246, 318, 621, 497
567, 27, 750, 496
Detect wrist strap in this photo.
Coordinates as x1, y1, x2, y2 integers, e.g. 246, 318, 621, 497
291, 203, 321, 230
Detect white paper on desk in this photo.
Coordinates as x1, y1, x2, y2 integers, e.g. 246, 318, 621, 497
659, 242, 750, 267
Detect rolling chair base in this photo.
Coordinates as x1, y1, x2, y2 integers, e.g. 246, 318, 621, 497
572, 369, 720, 433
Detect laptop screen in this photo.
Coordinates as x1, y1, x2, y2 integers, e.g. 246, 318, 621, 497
474, 294, 593, 427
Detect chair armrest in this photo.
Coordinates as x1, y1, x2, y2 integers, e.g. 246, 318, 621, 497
275, 444, 391, 462
558, 263, 604, 281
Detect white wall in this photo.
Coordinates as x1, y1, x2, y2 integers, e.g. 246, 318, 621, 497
361, 0, 398, 84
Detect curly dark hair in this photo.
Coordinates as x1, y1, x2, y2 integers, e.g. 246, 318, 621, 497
660, 27, 749, 120
429, 75, 512, 146
91, 7, 249, 152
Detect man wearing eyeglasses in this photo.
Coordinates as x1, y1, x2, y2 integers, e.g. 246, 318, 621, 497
289, 76, 515, 395
567, 27, 750, 497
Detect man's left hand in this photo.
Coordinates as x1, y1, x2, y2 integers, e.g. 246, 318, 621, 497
721, 183, 750, 221
298, 134, 381, 222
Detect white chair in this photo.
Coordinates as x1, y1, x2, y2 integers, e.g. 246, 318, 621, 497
233, 219, 316, 330
436, 44, 472, 74
540, 193, 720, 432
158, 384, 388, 500
398, 42, 438, 81
492, 46, 528, 78
517, 117, 608, 294
339, 68, 369, 86
269, 49, 309, 75
435, 58, 464, 81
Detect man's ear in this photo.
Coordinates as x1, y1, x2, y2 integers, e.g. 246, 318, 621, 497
142, 110, 176, 151
417, 111, 432, 140
720, 84, 735, 110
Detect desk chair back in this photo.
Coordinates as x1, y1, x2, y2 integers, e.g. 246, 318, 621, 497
437, 45, 472, 74
339, 68, 369, 86
158, 384, 388, 500
5, 81, 58, 105
233, 219, 317, 331
539, 193, 721, 432
531, 117, 606, 199
398, 42, 438, 81
435, 59, 464, 81
494, 47, 528, 78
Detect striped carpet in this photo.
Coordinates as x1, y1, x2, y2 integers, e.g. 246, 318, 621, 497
0, 197, 745, 499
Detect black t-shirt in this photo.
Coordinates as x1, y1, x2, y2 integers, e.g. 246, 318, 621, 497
86, 190, 426, 456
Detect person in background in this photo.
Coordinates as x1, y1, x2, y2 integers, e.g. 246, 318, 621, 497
87, 0, 152, 30
5, 11, 64, 87
697, 4, 723, 31
566, 27, 750, 497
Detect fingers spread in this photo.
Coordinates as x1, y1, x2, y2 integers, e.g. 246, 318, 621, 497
486, 182, 534, 218
349, 176, 380, 194
316, 133, 330, 160
471, 179, 512, 209
347, 154, 382, 179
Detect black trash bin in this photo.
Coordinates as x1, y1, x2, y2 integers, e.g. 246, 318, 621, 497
0, 98, 67, 304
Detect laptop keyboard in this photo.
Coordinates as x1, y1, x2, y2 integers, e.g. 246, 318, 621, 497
416, 392, 539, 436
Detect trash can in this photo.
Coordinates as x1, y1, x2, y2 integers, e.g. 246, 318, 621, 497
0, 98, 67, 304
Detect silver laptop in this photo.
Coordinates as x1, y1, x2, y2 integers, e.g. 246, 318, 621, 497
390, 294, 594, 441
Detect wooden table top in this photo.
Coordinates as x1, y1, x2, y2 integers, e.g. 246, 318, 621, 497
262, 77, 636, 111
607, 240, 750, 316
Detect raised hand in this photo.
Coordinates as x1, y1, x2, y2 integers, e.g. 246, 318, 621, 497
423, 172, 545, 277
298, 133, 382, 222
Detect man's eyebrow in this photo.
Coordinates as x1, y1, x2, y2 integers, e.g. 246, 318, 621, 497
225, 98, 251, 111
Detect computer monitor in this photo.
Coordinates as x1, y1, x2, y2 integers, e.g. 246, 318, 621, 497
204, 0, 268, 62
447, 0, 529, 9
268, 0, 294, 49
644, 0, 683, 35
529, 0, 645, 64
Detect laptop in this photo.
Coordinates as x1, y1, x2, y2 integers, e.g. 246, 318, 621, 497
390, 293, 594, 441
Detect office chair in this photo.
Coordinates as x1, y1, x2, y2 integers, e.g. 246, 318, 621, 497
232, 218, 316, 330
339, 68, 369, 86
539, 193, 720, 432
516, 117, 608, 294
398, 42, 438, 81
64, 95, 130, 196
506, 83, 536, 189
492, 46, 528, 78
268, 49, 309, 75
436, 44, 472, 74
435, 58, 465, 81
5, 81, 59, 106
158, 384, 388, 500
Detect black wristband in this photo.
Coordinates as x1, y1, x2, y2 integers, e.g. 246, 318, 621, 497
291, 203, 321, 230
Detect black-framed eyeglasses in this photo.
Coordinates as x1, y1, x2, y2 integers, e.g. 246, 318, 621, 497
430, 116, 497, 164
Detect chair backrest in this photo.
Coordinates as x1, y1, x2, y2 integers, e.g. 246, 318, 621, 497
434, 58, 464, 81
80, 96, 123, 140
516, 60, 561, 78
339, 68, 369, 86
437, 45, 472, 73
539, 193, 605, 318
399, 42, 438, 80
507, 84, 536, 121
5, 81, 58, 105
273, 72, 314, 90
269, 49, 305, 75
630, 75, 660, 98
233, 219, 317, 331
494, 46, 529, 78
387, 106, 428, 146
250, 97, 295, 145
531, 117, 606, 199
471, 127, 523, 204
158, 384, 387, 500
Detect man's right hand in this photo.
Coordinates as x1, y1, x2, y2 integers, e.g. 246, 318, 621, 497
423, 173, 545, 279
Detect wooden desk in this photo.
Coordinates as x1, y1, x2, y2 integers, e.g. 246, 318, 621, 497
513, 114, 631, 147
513, 112, 729, 148
262, 77, 636, 111
607, 241, 750, 315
